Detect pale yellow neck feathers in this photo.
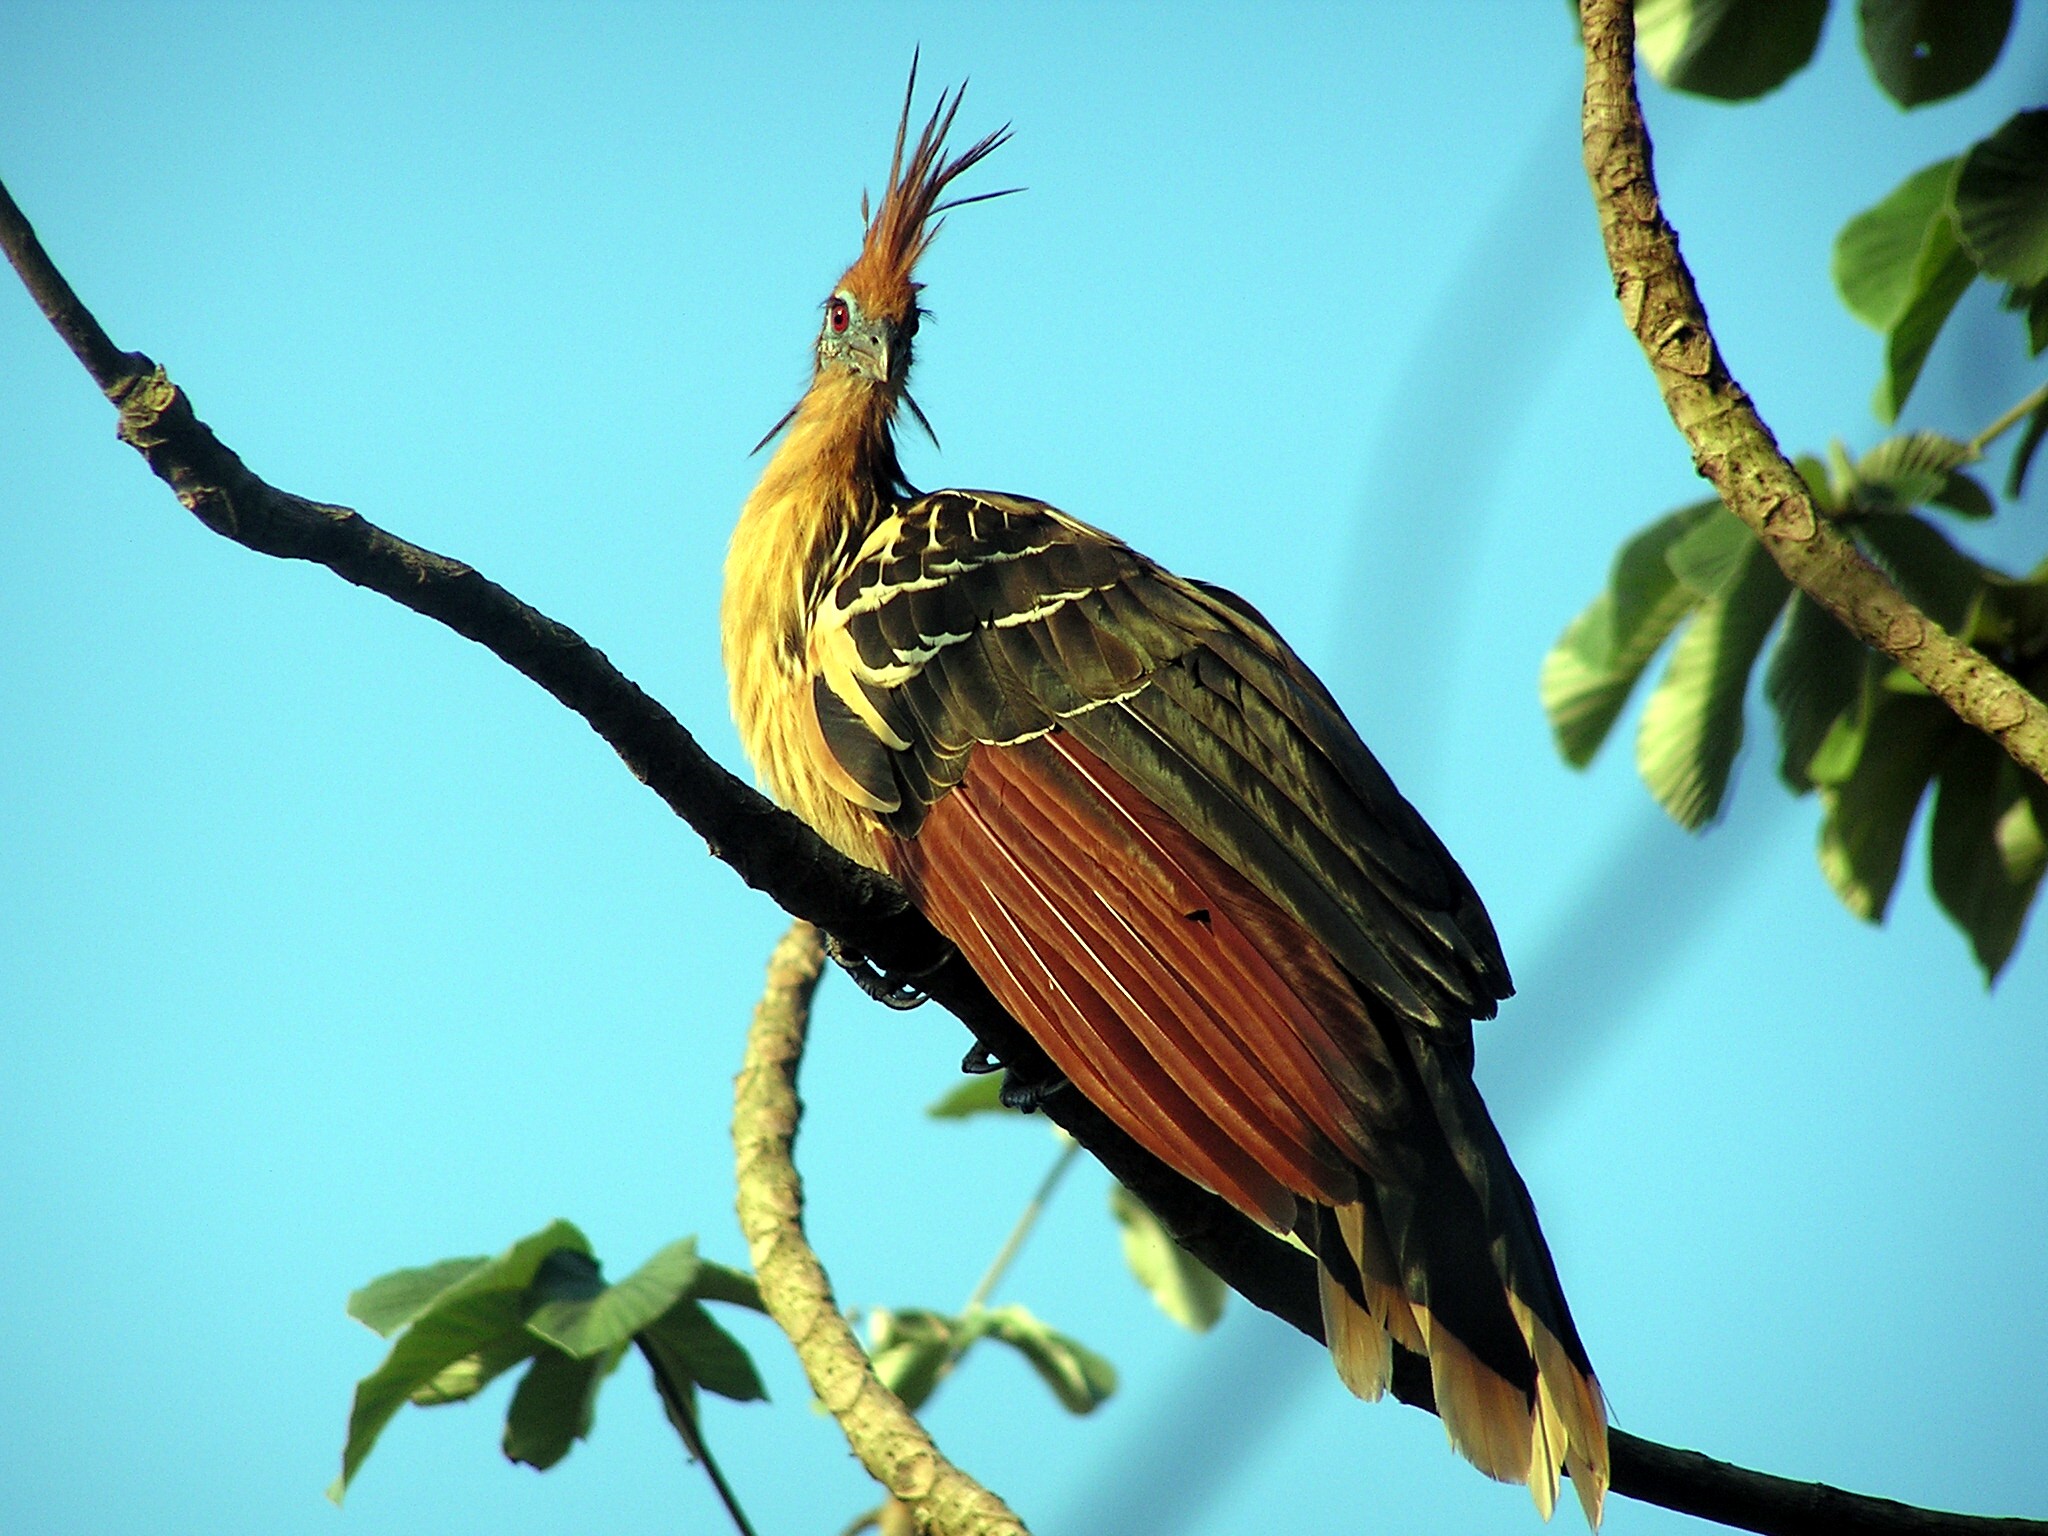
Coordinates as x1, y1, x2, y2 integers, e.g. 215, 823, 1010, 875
721, 372, 900, 868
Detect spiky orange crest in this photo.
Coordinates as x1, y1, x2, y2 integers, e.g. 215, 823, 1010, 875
836, 59, 1014, 327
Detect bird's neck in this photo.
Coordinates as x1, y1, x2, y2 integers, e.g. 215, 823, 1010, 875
723, 371, 908, 761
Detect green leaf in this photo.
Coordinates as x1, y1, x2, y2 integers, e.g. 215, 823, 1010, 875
1858, 0, 2014, 108
2008, 280, 2048, 353
1834, 160, 1960, 330
529, 1247, 606, 1305
690, 1260, 766, 1314
347, 1257, 490, 1339
501, 1346, 621, 1471
1848, 430, 1973, 512
1930, 731, 2047, 982
1878, 210, 1979, 422
927, 1073, 1017, 1119
1853, 513, 1986, 632
865, 1308, 962, 1413
1636, 0, 1827, 100
640, 1300, 767, 1404
2002, 787, 2048, 887
1108, 1183, 1227, 1333
1931, 469, 1995, 519
331, 1219, 592, 1503
1636, 538, 1792, 829
1817, 691, 1956, 920
1793, 451, 1840, 511
1540, 500, 1717, 766
2008, 392, 2048, 497
1765, 594, 1872, 793
1664, 504, 1757, 597
408, 1330, 538, 1407
1807, 679, 1881, 787
643, 1357, 701, 1461
1974, 560, 2048, 659
1825, 439, 1860, 505
1955, 111, 2048, 288
527, 1238, 704, 1359
978, 1305, 1118, 1415
1833, 158, 1983, 422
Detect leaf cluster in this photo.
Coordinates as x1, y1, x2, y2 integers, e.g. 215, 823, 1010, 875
1546, 434, 2048, 978
333, 1223, 766, 1501
1836, 111, 2048, 435
330, 1075, 1222, 1519
864, 1303, 1117, 1418
849, 1080, 1231, 1430
1634, 0, 2014, 109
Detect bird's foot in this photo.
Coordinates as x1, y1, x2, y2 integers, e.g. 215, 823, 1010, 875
961, 1041, 1069, 1113
824, 933, 945, 1010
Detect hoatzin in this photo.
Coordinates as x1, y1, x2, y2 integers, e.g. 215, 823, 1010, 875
723, 73, 1609, 1524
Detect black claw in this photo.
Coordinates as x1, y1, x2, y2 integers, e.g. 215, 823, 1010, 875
999, 1062, 1069, 1113
959, 1039, 1067, 1112
824, 933, 946, 1010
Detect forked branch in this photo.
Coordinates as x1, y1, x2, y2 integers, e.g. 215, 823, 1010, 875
4, 163, 2040, 1535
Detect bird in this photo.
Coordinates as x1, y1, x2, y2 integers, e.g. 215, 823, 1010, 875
722, 67, 1609, 1525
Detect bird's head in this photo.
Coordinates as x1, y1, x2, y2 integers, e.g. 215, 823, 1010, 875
815, 61, 1013, 405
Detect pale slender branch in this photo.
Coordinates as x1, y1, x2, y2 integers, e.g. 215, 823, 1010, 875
733, 923, 1029, 1536
5, 169, 2041, 1534
963, 1141, 1081, 1314
1967, 381, 2048, 461
1578, 0, 2048, 786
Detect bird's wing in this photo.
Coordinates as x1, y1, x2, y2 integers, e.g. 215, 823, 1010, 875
805, 489, 1511, 1037
804, 490, 1602, 1469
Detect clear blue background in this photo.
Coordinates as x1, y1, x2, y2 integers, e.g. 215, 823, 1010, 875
4, 5, 2045, 1533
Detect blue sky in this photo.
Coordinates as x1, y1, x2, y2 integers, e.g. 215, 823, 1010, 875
4, 5, 2045, 1534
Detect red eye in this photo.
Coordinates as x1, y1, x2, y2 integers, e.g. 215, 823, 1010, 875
827, 297, 851, 334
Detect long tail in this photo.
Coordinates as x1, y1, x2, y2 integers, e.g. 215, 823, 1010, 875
1313, 1034, 1608, 1527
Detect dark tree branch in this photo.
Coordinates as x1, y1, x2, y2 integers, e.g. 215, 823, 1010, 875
0, 177, 139, 388
734, 922, 1027, 1536
4, 171, 2041, 1535
1577, 0, 2048, 788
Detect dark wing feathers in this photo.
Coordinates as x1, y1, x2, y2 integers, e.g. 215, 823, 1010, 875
1101, 686, 1445, 1025
804, 491, 1604, 1499
1188, 581, 1507, 959
810, 674, 900, 809
1408, 1031, 1597, 1378
1045, 594, 1147, 697
811, 488, 1506, 1036
1140, 652, 1498, 1017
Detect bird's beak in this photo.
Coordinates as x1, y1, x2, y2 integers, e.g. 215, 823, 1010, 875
847, 328, 892, 386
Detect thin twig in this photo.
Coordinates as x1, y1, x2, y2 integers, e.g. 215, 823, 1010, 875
636, 1339, 760, 1536
963, 1141, 1081, 1314
733, 923, 1029, 1536
1966, 380, 2048, 461
1578, 0, 2048, 787
7, 165, 2044, 1535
